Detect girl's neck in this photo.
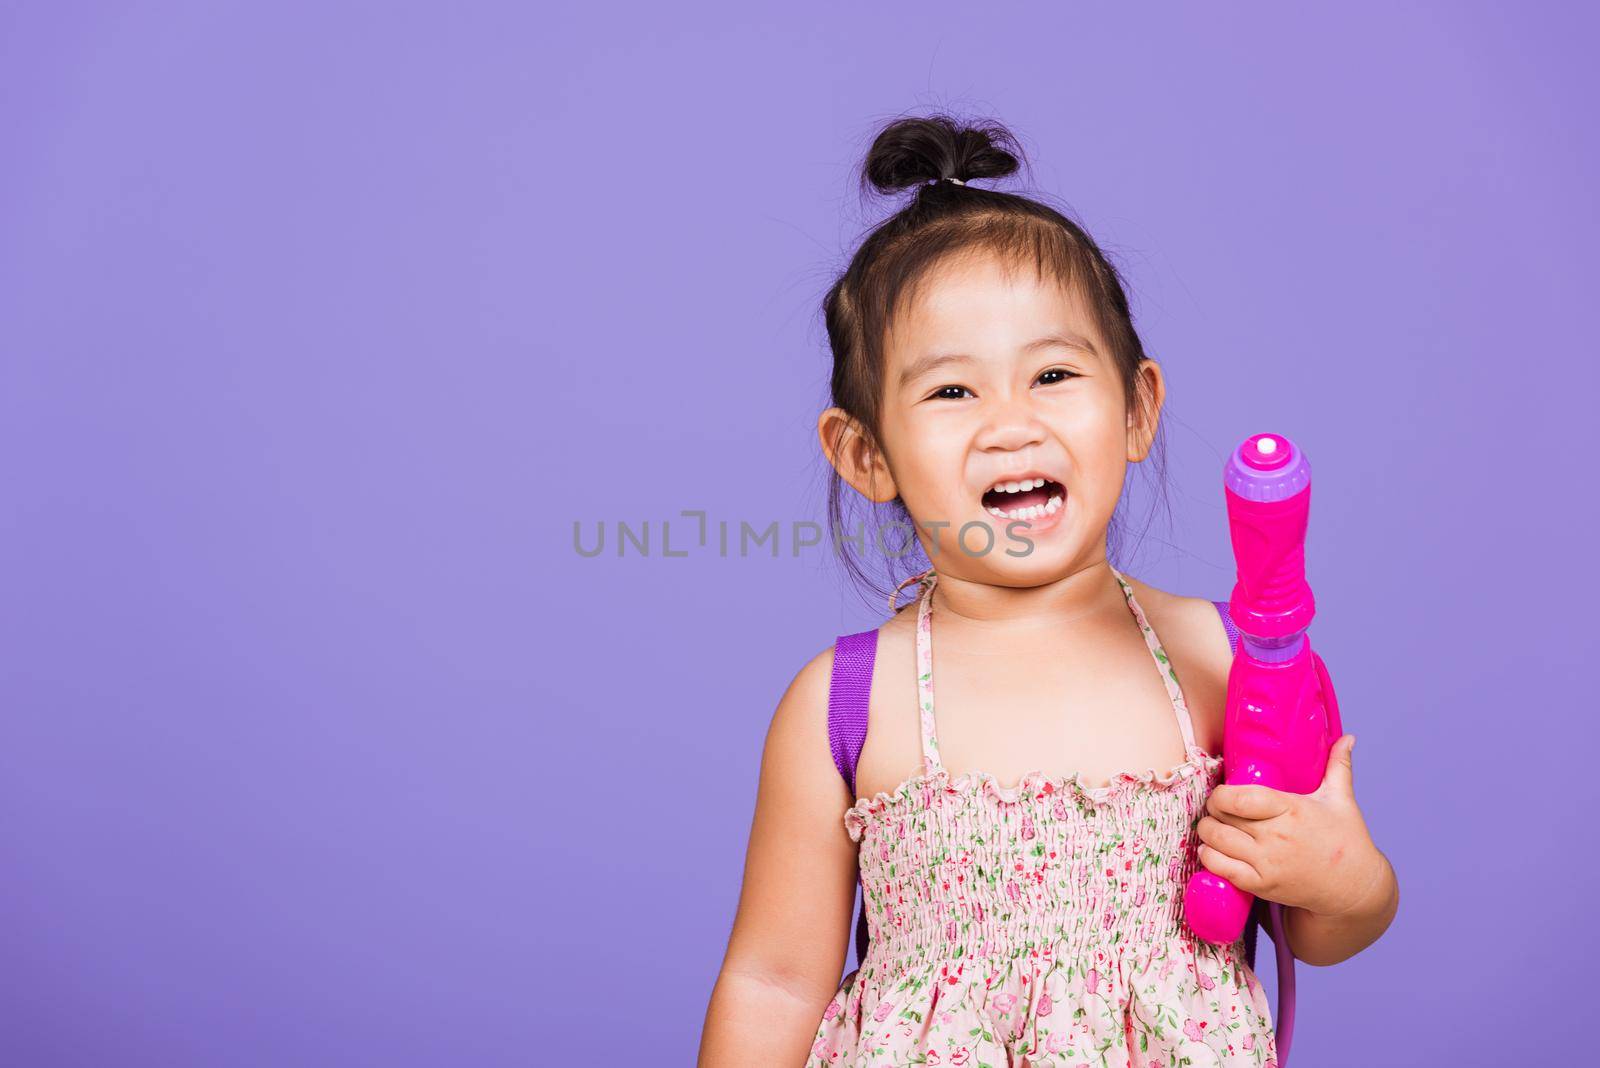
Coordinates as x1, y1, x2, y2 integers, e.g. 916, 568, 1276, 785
925, 559, 1128, 641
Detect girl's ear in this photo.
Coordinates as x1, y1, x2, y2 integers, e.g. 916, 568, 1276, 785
818, 407, 899, 503
1125, 359, 1166, 463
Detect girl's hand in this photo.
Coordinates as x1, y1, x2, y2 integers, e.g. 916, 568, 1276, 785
1195, 735, 1387, 918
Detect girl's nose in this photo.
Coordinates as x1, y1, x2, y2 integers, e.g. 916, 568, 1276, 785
975, 397, 1047, 452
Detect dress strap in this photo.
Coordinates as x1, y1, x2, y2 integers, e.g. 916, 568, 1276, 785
913, 572, 943, 775
913, 567, 1198, 776
889, 566, 936, 614
1109, 567, 1199, 752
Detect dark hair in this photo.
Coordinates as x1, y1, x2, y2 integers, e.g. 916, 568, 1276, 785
819, 112, 1174, 612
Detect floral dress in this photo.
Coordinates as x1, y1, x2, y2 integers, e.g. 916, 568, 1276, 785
807, 568, 1279, 1067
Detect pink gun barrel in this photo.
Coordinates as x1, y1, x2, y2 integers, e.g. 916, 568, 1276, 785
1184, 433, 1342, 938
1181, 432, 1342, 1067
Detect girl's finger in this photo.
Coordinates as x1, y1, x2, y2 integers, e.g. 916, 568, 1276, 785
1197, 815, 1258, 859
1196, 843, 1264, 895
1204, 809, 1260, 837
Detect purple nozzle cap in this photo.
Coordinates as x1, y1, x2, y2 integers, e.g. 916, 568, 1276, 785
1225, 433, 1312, 503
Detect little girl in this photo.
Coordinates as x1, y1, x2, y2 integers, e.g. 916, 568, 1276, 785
699, 114, 1395, 1067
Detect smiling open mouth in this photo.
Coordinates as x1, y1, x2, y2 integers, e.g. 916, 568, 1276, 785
982, 477, 1066, 521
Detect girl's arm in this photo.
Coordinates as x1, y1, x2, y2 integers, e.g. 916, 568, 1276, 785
698, 646, 860, 1066
1282, 848, 1399, 967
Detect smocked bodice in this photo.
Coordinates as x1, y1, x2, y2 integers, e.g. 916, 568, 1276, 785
806, 567, 1279, 1067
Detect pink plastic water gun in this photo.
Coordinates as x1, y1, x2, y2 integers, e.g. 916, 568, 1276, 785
1184, 432, 1343, 1067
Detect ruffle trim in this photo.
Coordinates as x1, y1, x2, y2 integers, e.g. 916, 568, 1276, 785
809, 934, 1276, 1067
844, 745, 1223, 839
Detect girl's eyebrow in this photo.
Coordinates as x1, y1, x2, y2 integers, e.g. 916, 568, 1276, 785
899, 351, 975, 388
899, 332, 1100, 388
1027, 331, 1101, 358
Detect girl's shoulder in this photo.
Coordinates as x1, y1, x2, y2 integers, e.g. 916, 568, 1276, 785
1119, 572, 1230, 649
1119, 574, 1234, 753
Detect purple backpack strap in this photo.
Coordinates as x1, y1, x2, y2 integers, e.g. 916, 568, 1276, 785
1212, 599, 1240, 658
827, 628, 878, 968
827, 629, 878, 796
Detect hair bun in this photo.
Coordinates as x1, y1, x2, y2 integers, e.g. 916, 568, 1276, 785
862, 114, 1023, 194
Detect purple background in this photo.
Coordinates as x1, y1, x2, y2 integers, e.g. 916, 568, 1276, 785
2, 3, 1594, 1064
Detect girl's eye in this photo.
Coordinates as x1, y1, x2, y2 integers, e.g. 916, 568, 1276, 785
927, 369, 1079, 401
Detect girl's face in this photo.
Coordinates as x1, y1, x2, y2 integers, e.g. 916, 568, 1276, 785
825, 250, 1164, 584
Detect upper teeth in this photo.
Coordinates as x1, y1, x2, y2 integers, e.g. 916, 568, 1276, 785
984, 477, 1063, 521
989, 477, 1048, 494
